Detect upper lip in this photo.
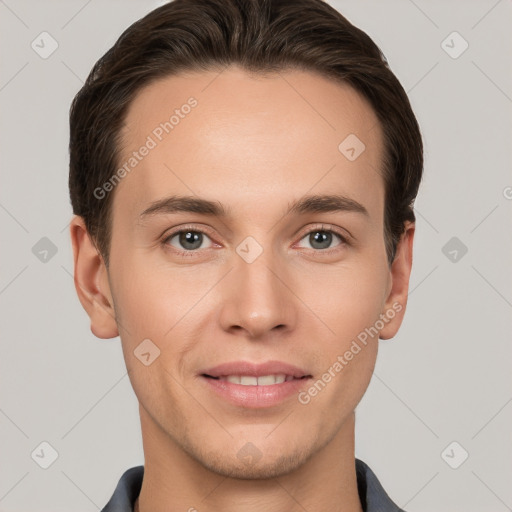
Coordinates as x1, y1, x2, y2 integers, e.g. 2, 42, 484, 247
201, 360, 311, 378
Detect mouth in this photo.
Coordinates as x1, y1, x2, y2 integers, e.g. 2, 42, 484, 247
202, 374, 310, 385
199, 360, 313, 408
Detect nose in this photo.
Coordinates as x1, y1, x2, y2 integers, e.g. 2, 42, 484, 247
218, 244, 297, 340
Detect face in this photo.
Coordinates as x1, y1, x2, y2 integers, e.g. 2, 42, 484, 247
78, 65, 412, 479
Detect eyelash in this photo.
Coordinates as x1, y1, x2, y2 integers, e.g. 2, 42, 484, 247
161, 223, 349, 258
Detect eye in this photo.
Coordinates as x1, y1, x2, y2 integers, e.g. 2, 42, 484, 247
296, 225, 348, 252
161, 223, 349, 257
162, 227, 214, 254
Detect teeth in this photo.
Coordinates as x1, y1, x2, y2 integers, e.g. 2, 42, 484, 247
240, 376, 258, 386
221, 374, 290, 385
257, 375, 279, 385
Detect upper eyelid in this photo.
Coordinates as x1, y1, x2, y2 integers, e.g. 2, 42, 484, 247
297, 223, 349, 240
162, 224, 217, 243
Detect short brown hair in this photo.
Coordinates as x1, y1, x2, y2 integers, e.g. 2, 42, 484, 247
68, 0, 423, 268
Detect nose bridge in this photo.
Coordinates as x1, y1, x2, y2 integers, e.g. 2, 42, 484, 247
221, 236, 295, 337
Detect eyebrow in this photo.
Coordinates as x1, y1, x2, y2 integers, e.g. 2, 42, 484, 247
138, 193, 369, 221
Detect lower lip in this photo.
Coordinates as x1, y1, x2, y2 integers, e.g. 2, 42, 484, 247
200, 375, 311, 408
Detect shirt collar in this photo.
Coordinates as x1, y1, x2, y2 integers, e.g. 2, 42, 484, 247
101, 458, 405, 512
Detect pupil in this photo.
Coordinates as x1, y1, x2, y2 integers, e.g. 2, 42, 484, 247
180, 231, 202, 250
311, 231, 331, 250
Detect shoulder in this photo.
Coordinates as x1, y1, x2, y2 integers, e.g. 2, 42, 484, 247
100, 466, 144, 512
356, 458, 407, 512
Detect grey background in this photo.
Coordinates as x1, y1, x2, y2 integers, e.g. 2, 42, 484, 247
1, 0, 511, 511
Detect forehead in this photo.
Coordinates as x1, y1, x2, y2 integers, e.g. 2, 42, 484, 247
112, 65, 384, 227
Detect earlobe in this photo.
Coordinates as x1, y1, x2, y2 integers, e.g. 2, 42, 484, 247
69, 215, 119, 339
379, 221, 415, 340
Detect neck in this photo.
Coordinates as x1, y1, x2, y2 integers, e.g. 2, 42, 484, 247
135, 406, 363, 512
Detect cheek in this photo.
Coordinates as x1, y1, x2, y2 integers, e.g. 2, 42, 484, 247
111, 256, 196, 341
110, 262, 198, 419
110, 257, 210, 395
298, 271, 382, 420
295, 259, 386, 408
299, 258, 389, 342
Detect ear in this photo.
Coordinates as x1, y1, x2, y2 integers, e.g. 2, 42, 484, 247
69, 215, 119, 339
379, 221, 415, 340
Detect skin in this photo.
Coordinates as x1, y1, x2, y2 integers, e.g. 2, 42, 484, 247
70, 65, 414, 512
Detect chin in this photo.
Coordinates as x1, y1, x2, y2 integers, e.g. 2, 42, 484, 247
197, 446, 314, 480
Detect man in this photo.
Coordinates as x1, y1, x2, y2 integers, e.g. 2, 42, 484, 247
68, 0, 422, 510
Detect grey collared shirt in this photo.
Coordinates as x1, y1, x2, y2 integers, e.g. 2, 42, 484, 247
101, 458, 406, 512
